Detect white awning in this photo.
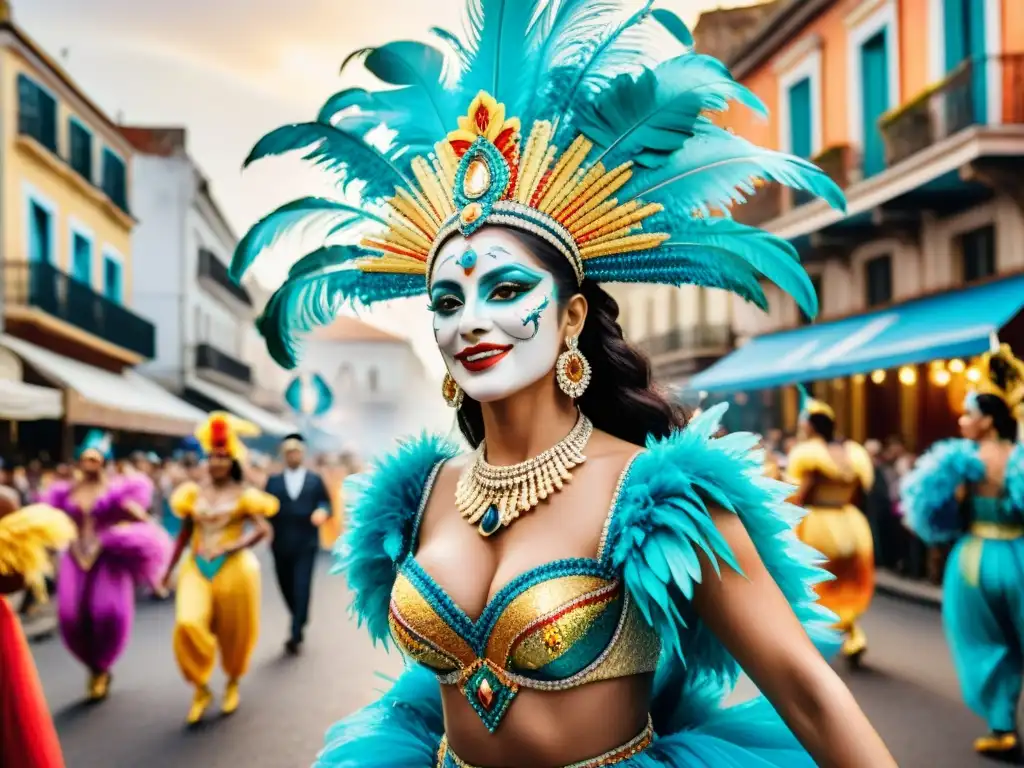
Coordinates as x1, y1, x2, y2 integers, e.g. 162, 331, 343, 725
186, 376, 296, 436
1, 335, 206, 436
0, 379, 63, 420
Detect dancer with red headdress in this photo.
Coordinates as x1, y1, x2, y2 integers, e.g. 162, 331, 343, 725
162, 412, 279, 725
0, 484, 75, 767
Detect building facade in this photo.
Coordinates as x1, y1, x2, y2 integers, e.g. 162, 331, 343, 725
300, 317, 452, 459
122, 126, 294, 439
0, 1, 204, 459
687, 0, 1024, 449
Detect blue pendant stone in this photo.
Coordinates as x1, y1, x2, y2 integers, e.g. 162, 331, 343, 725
479, 505, 502, 536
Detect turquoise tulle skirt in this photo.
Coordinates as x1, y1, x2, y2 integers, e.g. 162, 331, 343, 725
314, 666, 815, 768
944, 532, 1024, 733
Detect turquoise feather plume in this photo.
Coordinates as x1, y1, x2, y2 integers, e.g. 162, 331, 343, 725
244, 123, 413, 202
256, 246, 421, 368
606, 404, 838, 727
285, 373, 334, 417
630, 127, 846, 217
230, 198, 386, 282
575, 55, 766, 169
901, 439, 985, 546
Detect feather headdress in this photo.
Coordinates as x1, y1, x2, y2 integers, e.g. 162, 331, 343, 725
797, 384, 835, 421
77, 430, 113, 461
195, 412, 261, 462
234, 0, 845, 368
968, 344, 1024, 426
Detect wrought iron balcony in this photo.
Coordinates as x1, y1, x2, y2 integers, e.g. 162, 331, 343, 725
197, 248, 252, 306
195, 342, 252, 385
882, 55, 1024, 168
4, 260, 155, 358
638, 323, 733, 358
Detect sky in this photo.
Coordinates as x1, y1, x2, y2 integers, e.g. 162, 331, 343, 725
14, 0, 757, 373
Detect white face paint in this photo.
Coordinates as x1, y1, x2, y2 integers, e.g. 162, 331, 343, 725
429, 228, 561, 403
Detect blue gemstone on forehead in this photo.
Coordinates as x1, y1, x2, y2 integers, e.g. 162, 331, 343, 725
457, 248, 478, 272
479, 505, 501, 536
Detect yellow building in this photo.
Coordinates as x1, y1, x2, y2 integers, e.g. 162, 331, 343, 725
0, 0, 205, 456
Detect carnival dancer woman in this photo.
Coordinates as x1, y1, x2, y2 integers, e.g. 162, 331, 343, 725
41, 430, 170, 702
902, 344, 1024, 760
233, 3, 894, 765
0, 484, 75, 768
162, 413, 278, 725
786, 387, 875, 666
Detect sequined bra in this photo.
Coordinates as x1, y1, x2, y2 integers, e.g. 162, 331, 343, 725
388, 459, 662, 732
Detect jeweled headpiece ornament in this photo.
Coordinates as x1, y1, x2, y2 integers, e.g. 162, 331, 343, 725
232, 0, 845, 368
798, 384, 835, 421
195, 412, 260, 462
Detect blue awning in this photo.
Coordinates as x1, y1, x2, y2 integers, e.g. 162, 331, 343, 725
689, 274, 1024, 394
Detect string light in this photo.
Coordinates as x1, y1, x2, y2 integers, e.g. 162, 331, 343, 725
870, 369, 886, 384
948, 359, 966, 373
898, 366, 917, 386
852, 373, 866, 385
932, 369, 951, 386
966, 367, 981, 383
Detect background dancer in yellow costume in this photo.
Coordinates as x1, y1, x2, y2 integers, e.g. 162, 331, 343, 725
162, 413, 279, 725
787, 386, 875, 666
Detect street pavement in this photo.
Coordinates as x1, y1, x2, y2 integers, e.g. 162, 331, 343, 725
31, 550, 1002, 768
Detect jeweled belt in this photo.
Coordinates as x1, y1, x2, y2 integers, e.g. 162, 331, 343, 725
970, 522, 1024, 540
436, 715, 653, 768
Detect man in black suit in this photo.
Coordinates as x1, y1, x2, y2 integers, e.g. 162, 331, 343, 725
265, 434, 332, 655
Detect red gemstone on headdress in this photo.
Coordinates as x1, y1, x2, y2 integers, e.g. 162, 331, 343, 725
476, 678, 495, 710
474, 104, 489, 133
211, 418, 228, 449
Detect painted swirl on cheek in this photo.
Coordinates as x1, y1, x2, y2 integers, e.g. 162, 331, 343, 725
520, 295, 551, 340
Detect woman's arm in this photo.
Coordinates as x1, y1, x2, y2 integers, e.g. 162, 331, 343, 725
692, 506, 895, 768
122, 499, 152, 523
788, 473, 815, 508
162, 517, 193, 588
223, 515, 271, 555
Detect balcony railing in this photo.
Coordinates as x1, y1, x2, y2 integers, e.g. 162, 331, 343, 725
4, 260, 155, 358
882, 55, 1024, 167
198, 248, 252, 306
638, 324, 733, 358
195, 342, 252, 384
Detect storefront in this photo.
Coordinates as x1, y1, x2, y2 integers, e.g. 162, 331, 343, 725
689, 274, 1024, 449
1, 334, 207, 459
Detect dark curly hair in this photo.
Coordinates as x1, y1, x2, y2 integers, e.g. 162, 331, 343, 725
454, 227, 687, 448
975, 355, 1020, 442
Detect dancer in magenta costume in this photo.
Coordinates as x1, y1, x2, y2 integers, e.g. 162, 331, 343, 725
40, 431, 171, 702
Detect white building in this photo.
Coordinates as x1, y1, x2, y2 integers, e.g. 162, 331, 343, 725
300, 316, 452, 459
123, 126, 294, 437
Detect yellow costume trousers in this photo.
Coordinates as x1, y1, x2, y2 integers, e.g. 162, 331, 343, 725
797, 504, 875, 630
173, 550, 260, 686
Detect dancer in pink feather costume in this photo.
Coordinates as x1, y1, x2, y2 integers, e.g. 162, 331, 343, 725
40, 431, 171, 702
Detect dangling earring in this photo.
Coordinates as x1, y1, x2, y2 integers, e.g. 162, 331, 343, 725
442, 371, 464, 409
556, 335, 591, 399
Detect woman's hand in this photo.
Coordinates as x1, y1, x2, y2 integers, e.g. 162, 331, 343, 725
311, 508, 329, 528
692, 506, 896, 768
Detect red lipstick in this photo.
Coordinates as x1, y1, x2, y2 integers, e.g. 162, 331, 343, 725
454, 343, 513, 372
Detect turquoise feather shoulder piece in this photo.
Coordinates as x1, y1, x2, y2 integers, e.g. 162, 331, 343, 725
334, 433, 460, 645
900, 439, 984, 546
605, 403, 837, 728
1004, 442, 1024, 512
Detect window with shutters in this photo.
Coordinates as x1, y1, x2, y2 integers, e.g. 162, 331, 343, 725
101, 148, 128, 212
69, 118, 94, 181
17, 74, 57, 152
